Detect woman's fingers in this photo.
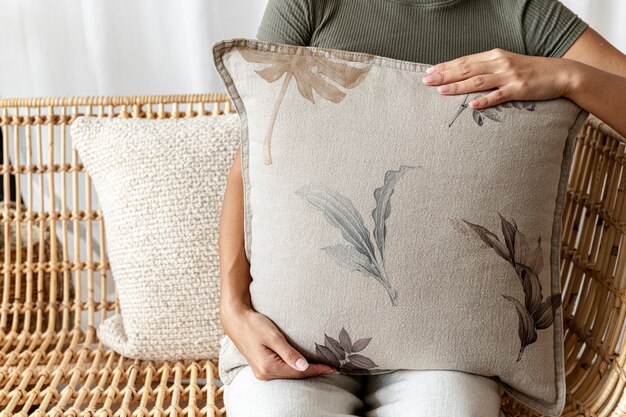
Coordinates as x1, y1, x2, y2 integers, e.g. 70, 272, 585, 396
426, 48, 509, 75
434, 73, 503, 96
422, 60, 497, 86
250, 336, 337, 380
469, 86, 514, 109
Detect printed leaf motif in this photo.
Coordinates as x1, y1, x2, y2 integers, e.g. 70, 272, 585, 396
237, 47, 374, 165
533, 294, 562, 330
472, 109, 484, 126
372, 165, 415, 262
448, 93, 536, 128
348, 354, 378, 369
456, 213, 562, 361
503, 295, 538, 361
296, 166, 416, 306
460, 219, 510, 262
351, 337, 372, 352
324, 334, 346, 360
322, 244, 381, 278
339, 327, 353, 353
296, 184, 377, 260
482, 108, 502, 122
315, 342, 341, 368
315, 327, 378, 374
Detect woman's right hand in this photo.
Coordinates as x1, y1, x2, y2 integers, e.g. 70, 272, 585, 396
220, 304, 338, 380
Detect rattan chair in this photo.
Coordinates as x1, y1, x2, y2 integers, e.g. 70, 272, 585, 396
0, 95, 624, 417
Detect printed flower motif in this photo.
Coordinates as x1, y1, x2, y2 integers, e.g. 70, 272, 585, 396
296, 165, 416, 306
315, 327, 378, 374
448, 93, 535, 128
456, 212, 562, 361
237, 47, 375, 165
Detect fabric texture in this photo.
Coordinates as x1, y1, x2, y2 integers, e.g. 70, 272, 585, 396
211, 38, 589, 416
224, 364, 504, 417
256, 0, 589, 64
70, 115, 240, 360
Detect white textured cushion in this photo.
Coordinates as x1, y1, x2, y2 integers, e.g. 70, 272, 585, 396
212, 38, 589, 417
70, 114, 240, 360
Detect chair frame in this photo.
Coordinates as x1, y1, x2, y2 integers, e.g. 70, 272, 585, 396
0, 94, 624, 417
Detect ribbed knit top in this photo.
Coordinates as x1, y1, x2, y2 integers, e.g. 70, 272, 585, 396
256, 0, 589, 64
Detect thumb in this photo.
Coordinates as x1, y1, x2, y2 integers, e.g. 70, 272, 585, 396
269, 333, 311, 371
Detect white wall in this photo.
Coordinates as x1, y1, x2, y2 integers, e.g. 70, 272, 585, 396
562, 0, 626, 53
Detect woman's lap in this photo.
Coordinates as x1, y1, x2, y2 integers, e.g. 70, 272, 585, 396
223, 365, 504, 417
223, 365, 365, 417
362, 369, 503, 417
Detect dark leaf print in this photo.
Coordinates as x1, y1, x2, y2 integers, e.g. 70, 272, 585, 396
351, 337, 372, 352
533, 294, 562, 330
448, 93, 471, 127
472, 110, 484, 126
521, 267, 543, 316
498, 212, 516, 259
339, 327, 353, 353
315, 328, 378, 374
503, 295, 538, 361
449, 93, 536, 127
296, 166, 416, 306
528, 237, 544, 276
482, 108, 502, 122
372, 165, 415, 261
458, 212, 562, 361
461, 219, 510, 261
315, 342, 341, 368
495, 102, 515, 110
325, 334, 346, 360
513, 227, 530, 268
348, 354, 378, 369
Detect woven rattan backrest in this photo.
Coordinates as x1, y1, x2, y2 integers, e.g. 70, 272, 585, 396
0, 95, 233, 339
1, 97, 626, 417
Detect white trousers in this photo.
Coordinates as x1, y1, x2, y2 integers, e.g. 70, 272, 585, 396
223, 365, 505, 417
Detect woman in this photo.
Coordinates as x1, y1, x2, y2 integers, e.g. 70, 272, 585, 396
218, 0, 626, 416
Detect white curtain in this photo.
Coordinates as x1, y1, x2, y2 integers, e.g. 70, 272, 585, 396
0, 0, 268, 97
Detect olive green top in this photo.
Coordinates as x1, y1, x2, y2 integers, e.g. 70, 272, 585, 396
256, 0, 589, 64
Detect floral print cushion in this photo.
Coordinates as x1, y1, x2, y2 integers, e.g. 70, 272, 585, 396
212, 38, 589, 417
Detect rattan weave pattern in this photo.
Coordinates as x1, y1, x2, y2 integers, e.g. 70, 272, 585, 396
0, 94, 623, 417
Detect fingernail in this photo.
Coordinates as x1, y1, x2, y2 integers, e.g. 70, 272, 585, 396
295, 358, 309, 371
421, 75, 435, 84
426, 66, 438, 74
469, 100, 478, 108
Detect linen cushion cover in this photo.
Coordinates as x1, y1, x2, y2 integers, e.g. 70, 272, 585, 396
212, 38, 588, 416
70, 114, 240, 361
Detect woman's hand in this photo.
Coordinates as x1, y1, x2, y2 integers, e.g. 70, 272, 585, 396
220, 303, 337, 380
421, 48, 574, 110
419, 28, 626, 138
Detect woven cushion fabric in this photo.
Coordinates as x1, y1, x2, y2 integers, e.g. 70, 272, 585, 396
212, 38, 588, 416
70, 114, 240, 361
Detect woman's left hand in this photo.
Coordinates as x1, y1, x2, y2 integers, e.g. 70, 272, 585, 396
421, 48, 575, 110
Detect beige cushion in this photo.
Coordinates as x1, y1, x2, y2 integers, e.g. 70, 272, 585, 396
70, 114, 240, 361
212, 38, 590, 416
